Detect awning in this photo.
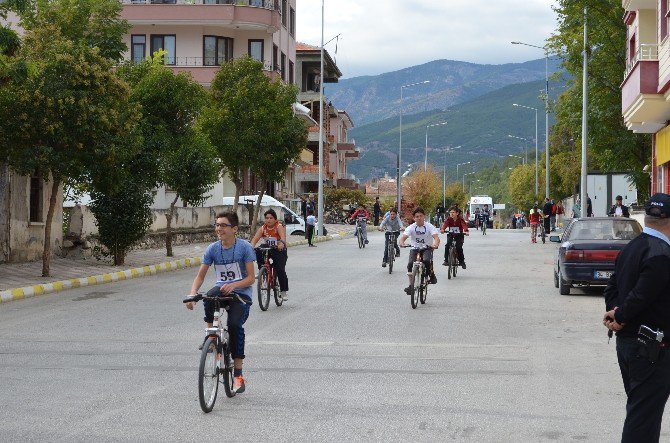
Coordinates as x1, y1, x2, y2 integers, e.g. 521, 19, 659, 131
292, 102, 317, 125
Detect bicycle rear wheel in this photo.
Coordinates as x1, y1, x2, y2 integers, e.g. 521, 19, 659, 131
451, 249, 458, 277
411, 265, 420, 309
257, 267, 270, 311
388, 241, 394, 274
198, 336, 219, 413
419, 270, 427, 304
221, 341, 236, 398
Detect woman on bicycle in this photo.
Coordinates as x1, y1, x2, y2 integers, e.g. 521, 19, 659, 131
440, 206, 469, 268
529, 204, 542, 243
399, 207, 440, 294
186, 212, 256, 394
250, 209, 289, 301
349, 204, 370, 244
378, 207, 404, 267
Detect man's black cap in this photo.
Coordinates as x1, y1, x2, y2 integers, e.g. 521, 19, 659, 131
645, 193, 670, 218
616, 195, 623, 201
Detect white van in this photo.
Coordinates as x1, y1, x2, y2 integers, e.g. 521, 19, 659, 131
467, 195, 494, 228
221, 195, 326, 236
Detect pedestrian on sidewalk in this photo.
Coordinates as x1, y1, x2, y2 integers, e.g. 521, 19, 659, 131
306, 209, 316, 247
550, 199, 557, 232
556, 200, 565, 228
542, 198, 552, 236
529, 204, 542, 243
603, 193, 670, 442
373, 197, 381, 226
300, 195, 307, 221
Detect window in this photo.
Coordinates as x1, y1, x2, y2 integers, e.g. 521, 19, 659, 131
289, 60, 294, 84
289, 7, 295, 37
281, 52, 286, 81
629, 33, 636, 62
203, 36, 233, 66
248, 39, 264, 62
662, 0, 669, 41
273, 44, 278, 71
131, 35, 146, 63
281, 0, 287, 27
29, 170, 43, 223
150, 34, 176, 65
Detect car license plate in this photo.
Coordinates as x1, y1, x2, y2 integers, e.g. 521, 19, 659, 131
594, 271, 613, 280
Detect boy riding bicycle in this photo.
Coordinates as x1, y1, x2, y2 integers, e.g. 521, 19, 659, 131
250, 209, 289, 301
440, 206, 470, 268
349, 204, 370, 244
399, 207, 440, 295
378, 207, 404, 267
185, 212, 256, 394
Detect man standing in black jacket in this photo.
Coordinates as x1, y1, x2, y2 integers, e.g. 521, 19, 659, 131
603, 193, 670, 443
608, 195, 631, 218
542, 198, 552, 236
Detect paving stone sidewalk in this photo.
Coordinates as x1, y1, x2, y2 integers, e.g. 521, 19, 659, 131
0, 224, 355, 297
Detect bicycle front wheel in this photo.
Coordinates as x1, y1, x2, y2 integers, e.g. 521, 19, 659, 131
357, 229, 363, 249
388, 241, 394, 274
257, 267, 270, 311
273, 277, 283, 306
198, 336, 220, 413
221, 342, 236, 398
419, 270, 427, 304
411, 265, 420, 309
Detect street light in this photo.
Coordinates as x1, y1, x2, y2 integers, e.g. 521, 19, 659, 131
317, 0, 325, 236
456, 161, 471, 192
512, 103, 539, 197
463, 171, 476, 194
398, 80, 430, 210
442, 145, 461, 207
470, 179, 481, 196
509, 154, 525, 165
425, 121, 448, 171
512, 40, 552, 199
508, 134, 529, 164
580, 8, 588, 213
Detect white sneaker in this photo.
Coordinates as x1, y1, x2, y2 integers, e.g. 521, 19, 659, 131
406, 271, 412, 276
280, 291, 288, 301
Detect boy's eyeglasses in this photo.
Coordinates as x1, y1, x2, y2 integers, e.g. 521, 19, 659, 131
214, 222, 233, 228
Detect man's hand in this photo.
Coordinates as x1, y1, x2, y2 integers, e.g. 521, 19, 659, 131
220, 284, 236, 295
277, 241, 285, 251
465, 232, 470, 236
603, 309, 624, 331
440, 229, 445, 234
185, 301, 195, 310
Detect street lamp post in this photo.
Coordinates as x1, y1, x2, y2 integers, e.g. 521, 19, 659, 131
512, 40, 552, 199
509, 154, 525, 165
425, 121, 448, 171
463, 171, 476, 194
581, 7, 588, 213
398, 80, 430, 211
442, 145, 461, 208
508, 134, 529, 164
457, 161, 471, 192
512, 104, 539, 197
317, 0, 325, 236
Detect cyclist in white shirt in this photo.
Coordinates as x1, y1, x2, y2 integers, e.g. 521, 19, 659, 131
399, 207, 440, 295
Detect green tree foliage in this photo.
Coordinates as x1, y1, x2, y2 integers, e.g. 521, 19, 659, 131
548, 0, 651, 199
89, 182, 153, 266
405, 167, 442, 215
118, 56, 219, 256
0, 19, 139, 276
508, 164, 543, 211
324, 186, 369, 219
443, 182, 468, 211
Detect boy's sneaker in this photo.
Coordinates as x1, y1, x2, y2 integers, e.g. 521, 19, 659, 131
404, 286, 413, 295
382, 262, 387, 268
442, 260, 448, 266
429, 274, 437, 284
395, 251, 400, 257
280, 291, 288, 301
364, 240, 369, 244
461, 262, 467, 269
233, 376, 246, 394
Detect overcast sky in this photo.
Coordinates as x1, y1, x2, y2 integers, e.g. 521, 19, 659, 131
296, 0, 559, 78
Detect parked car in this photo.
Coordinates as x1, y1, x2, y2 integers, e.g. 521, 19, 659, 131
550, 217, 642, 295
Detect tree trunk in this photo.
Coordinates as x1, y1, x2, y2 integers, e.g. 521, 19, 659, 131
232, 173, 242, 214
252, 186, 266, 232
41, 177, 61, 277
114, 248, 125, 266
165, 194, 179, 257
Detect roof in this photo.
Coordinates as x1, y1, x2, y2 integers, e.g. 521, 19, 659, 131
296, 42, 321, 51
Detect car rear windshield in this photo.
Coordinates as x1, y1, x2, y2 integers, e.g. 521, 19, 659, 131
567, 220, 642, 241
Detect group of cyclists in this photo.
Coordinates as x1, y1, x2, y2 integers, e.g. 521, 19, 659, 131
182, 201, 487, 396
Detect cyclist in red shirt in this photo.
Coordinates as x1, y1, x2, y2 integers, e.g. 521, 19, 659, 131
349, 204, 370, 244
440, 206, 470, 268
529, 204, 543, 243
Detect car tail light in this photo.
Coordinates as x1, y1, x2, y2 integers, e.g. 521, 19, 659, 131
565, 250, 619, 262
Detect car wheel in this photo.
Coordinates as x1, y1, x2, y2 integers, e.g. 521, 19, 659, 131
558, 269, 571, 295
291, 231, 305, 236
553, 269, 559, 289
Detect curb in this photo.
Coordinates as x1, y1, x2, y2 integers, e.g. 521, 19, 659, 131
0, 235, 339, 304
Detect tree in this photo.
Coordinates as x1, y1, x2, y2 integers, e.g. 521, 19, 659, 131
405, 166, 442, 214
508, 164, 543, 211
443, 182, 468, 211
0, 10, 138, 276
548, 0, 651, 200
118, 56, 219, 256
200, 56, 281, 215
248, 80, 308, 230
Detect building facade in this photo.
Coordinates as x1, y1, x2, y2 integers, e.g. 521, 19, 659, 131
621, 0, 670, 194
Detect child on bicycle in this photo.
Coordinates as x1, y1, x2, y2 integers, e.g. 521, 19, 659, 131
440, 206, 469, 268
185, 212, 256, 394
399, 207, 440, 294
378, 207, 404, 267
250, 209, 289, 301
349, 204, 370, 244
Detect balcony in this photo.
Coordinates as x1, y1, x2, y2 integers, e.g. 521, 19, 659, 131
120, 0, 280, 32
336, 142, 356, 152
622, 0, 656, 10
622, 44, 666, 133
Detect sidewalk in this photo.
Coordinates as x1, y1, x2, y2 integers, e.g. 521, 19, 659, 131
0, 223, 355, 303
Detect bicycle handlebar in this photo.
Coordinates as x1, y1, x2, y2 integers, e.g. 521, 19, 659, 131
400, 244, 438, 250
183, 292, 244, 304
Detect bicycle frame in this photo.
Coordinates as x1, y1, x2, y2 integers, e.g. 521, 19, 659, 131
260, 248, 276, 288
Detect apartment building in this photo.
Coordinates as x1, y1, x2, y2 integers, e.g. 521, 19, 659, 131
120, 0, 299, 207
621, 0, 670, 194
295, 43, 360, 194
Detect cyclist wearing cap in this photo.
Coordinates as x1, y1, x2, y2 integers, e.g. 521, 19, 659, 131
399, 207, 440, 295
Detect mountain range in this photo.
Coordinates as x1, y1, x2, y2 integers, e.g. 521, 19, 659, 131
325, 58, 563, 127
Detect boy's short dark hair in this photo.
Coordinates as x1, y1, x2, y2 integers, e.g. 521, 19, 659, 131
390, 208, 398, 214
264, 209, 277, 220
216, 212, 239, 227
448, 205, 459, 213
413, 207, 425, 216
307, 209, 314, 215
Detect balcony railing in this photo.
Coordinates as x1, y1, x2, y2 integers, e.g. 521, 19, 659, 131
121, 0, 279, 10
132, 56, 275, 71
625, 43, 658, 79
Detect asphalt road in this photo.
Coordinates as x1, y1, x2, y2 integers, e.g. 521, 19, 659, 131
0, 228, 661, 442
